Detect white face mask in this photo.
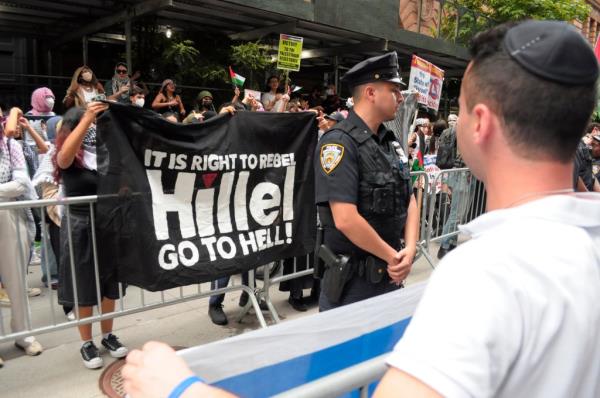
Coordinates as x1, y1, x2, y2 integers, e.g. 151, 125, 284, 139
134, 98, 145, 108
45, 97, 55, 110
326, 89, 335, 96
81, 71, 93, 82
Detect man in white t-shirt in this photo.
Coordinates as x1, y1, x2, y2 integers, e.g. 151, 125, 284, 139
375, 21, 600, 398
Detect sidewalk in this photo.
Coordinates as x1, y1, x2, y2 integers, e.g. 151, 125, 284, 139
0, 252, 437, 398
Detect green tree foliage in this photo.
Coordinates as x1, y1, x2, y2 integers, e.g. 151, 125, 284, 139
440, 0, 591, 45
230, 41, 274, 89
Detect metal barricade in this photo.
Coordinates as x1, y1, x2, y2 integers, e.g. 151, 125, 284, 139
0, 169, 486, 342
0, 195, 270, 344
273, 354, 388, 398
421, 168, 487, 268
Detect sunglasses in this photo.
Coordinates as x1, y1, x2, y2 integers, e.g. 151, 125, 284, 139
116, 69, 128, 74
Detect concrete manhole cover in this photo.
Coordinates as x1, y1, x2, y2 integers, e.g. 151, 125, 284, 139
99, 346, 187, 397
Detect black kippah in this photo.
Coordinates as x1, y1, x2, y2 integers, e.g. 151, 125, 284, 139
503, 20, 598, 85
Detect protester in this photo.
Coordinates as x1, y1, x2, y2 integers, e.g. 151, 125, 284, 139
32, 119, 62, 291
152, 79, 185, 120
308, 86, 323, 108
129, 85, 145, 108
322, 84, 341, 114
574, 138, 600, 192
54, 103, 128, 369
430, 119, 447, 155
63, 66, 104, 110
0, 107, 44, 365
299, 95, 310, 111
24, 87, 55, 145
435, 115, 472, 259
104, 62, 131, 104
409, 118, 431, 156
262, 75, 288, 112
182, 90, 217, 124
279, 255, 319, 311
591, 135, 600, 181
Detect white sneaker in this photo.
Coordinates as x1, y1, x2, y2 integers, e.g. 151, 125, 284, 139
66, 311, 76, 321
27, 288, 42, 297
15, 336, 43, 356
29, 252, 41, 266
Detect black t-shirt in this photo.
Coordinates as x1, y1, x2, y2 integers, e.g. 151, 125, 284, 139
574, 140, 595, 190
61, 165, 97, 216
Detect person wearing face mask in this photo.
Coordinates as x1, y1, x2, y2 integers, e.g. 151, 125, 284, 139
129, 85, 146, 108
182, 90, 217, 124
63, 66, 105, 110
105, 62, 131, 104
25, 87, 55, 150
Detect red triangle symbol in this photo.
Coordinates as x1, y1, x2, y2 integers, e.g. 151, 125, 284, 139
202, 173, 218, 188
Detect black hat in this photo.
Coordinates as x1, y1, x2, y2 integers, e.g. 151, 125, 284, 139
341, 52, 404, 88
503, 20, 599, 85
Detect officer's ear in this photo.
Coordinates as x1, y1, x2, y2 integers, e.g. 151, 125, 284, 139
363, 84, 377, 103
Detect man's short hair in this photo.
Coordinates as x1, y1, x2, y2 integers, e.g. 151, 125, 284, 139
464, 22, 597, 163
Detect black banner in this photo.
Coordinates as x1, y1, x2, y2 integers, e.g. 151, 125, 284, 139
96, 103, 317, 291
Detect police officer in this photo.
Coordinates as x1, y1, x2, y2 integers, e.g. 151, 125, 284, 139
315, 52, 419, 311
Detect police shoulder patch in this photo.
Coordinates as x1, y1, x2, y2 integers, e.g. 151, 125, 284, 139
320, 143, 345, 174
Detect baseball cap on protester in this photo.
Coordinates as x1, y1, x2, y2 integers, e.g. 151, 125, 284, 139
325, 111, 346, 123
503, 20, 599, 85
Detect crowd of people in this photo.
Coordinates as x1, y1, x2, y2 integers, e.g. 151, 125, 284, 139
2, 26, 600, 382
0, 61, 361, 369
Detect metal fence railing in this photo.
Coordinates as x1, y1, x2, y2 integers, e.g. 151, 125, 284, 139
0, 168, 485, 343
273, 354, 388, 398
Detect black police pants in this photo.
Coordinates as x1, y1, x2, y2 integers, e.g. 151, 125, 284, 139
318, 273, 401, 312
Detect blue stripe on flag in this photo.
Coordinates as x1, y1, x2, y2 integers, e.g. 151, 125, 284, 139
213, 317, 412, 397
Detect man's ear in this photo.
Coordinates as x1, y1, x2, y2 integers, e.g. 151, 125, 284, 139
471, 103, 497, 146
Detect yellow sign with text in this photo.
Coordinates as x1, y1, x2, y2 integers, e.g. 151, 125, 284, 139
277, 34, 303, 72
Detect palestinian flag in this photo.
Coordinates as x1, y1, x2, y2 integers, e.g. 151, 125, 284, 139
229, 66, 246, 87
411, 148, 424, 184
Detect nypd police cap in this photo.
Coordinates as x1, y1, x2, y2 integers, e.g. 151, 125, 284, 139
341, 52, 404, 88
503, 20, 599, 85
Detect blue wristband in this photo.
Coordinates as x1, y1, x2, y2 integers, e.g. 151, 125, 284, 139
168, 376, 204, 398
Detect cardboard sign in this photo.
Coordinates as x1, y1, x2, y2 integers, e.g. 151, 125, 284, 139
277, 34, 303, 72
408, 55, 445, 112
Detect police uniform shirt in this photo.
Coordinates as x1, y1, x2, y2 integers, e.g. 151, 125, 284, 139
387, 194, 600, 397
315, 109, 410, 203
314, 109, 411, 254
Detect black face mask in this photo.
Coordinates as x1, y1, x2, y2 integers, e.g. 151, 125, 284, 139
202, 100, 213, 108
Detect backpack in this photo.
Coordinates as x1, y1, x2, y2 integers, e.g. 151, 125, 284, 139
436, 127, 457, 170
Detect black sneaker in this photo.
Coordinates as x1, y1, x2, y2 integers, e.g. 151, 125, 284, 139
288, 297, 308, 312
80, 341, 103, 369
208, 304, 228, 325
437, 243, 457, 260
101, 334, 128, 359
239, 291, 249, 307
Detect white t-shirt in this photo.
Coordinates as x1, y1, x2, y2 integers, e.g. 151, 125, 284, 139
261, 92, 286, 112
387, 193, 600, 398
